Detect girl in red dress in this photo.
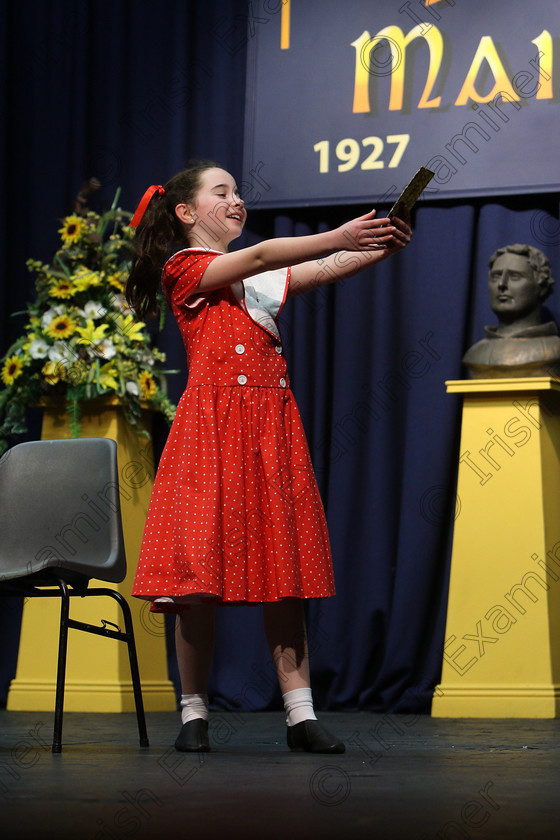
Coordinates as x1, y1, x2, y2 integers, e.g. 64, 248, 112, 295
126, 162, 411, 753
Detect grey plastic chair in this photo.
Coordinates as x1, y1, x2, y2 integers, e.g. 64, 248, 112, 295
0, 437, 149, 752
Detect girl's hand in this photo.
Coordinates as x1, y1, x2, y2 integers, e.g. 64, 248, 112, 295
383, 205, 412, 257
288, 205, 412, 295
336, 207, 412, 253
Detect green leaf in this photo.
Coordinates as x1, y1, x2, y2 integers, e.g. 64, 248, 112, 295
55, 255, 72, 278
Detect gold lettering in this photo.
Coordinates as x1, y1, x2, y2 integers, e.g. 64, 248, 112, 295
352, 24, 443, 113
455, 36, 520, 106
532, 30, 553, 100
281, 0, 290, 50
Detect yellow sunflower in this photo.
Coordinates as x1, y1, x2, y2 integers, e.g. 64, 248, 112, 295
44, 314, 77, 340
138, 370, 157, 399
1, 355, 24, 386
49, 279, 75, 299
58, 215, 88, 247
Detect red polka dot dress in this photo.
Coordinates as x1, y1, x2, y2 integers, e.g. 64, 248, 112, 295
132, 249, 335, 610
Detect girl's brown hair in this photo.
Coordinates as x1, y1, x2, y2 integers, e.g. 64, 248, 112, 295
126, 160, 220, 319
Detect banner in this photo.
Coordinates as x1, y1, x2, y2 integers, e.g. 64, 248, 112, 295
242, 0, 559, 208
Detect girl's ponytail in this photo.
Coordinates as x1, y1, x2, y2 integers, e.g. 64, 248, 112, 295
126, 160, 220, 319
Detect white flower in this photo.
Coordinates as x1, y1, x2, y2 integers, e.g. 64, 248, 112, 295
42, 305, 65, 328
126, 381, 140, 396
28, 339, 49, 359
48, 341, 71, 363
138, 350, 155, 367
95, 339, 116, 359
111, 294, 132, 313
80, 300, 107, 319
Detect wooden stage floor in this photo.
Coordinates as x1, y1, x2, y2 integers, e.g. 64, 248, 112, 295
1, 710, 559, 839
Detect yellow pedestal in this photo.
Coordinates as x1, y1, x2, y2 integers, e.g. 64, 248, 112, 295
433, 378, 560, 718
7, 399, 176, 712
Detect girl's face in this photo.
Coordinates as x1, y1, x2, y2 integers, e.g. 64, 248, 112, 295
182, 167, 246, 252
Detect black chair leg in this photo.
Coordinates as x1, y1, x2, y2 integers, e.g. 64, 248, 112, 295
43, 582, 149, 751
109, 590, 149, 748
53, 580, 70, 754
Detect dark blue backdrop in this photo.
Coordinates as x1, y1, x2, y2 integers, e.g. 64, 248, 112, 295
1, 0, 559, 713
243, 0, 560, 206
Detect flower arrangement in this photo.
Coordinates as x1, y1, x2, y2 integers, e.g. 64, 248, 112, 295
0, 186, 176, 454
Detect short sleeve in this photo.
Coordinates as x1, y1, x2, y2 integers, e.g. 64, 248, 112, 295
162, 249, 221, 309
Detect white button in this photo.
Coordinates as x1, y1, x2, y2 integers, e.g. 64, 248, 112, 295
235, 344, 245, 354
279, 378, 286, 388
237, 374, 247, 385
275, 345, 282, 354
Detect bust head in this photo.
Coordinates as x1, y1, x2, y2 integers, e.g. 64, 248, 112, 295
462, 243, 560, 378
488, 244, 553, 327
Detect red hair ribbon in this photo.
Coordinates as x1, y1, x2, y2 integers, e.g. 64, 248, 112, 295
130, 184, 165, 228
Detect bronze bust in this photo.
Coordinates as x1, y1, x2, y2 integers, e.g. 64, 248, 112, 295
462, 244, 560, 378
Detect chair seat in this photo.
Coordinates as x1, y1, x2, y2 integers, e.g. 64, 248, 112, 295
0, 438, 126, 583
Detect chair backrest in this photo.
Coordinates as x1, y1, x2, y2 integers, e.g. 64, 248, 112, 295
0, 438, 127, 584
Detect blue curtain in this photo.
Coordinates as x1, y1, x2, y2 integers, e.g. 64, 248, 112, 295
1, 0, 559, 712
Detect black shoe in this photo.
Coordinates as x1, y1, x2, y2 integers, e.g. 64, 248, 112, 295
287, 720, 345, 754
175, 718, 210, 752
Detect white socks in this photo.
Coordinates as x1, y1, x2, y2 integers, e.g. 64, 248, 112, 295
180, 693, 209, 724
180, 689, 316, 726
282, 687, 318, 727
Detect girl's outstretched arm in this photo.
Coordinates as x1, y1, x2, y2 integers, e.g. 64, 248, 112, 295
193, 209, 399, 292
287, 212, 411, 297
